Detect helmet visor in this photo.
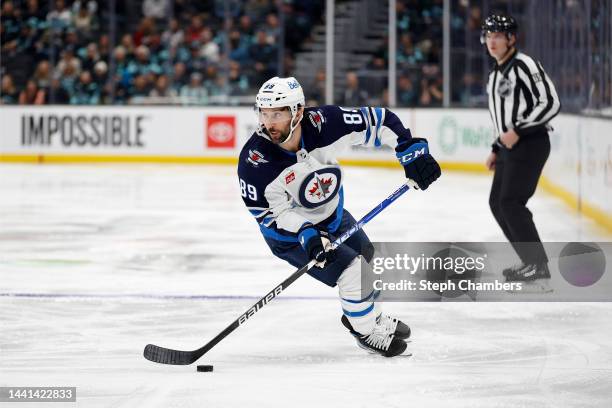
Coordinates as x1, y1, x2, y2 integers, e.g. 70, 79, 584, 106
255, 106, 293, 125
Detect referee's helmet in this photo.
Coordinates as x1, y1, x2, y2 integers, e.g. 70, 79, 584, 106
480, 14, 518, 44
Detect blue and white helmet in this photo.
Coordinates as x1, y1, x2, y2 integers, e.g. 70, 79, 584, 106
255, 76, 305, 143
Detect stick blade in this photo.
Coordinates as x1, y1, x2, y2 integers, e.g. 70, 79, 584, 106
143, 344, 199, 365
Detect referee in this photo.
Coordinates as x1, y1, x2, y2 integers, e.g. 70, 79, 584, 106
482, 14, 561, 284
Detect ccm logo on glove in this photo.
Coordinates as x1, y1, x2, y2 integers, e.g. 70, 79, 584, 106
395, 138, 441, 190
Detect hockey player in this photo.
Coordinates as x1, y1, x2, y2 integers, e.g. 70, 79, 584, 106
237, 76, 441, 357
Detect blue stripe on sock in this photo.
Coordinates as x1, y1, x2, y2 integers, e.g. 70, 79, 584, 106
342, 302, 375, 317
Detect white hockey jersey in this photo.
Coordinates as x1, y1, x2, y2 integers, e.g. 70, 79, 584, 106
237, 105, 413, 242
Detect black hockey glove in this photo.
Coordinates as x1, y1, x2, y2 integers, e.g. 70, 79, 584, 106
395, 138, 441, 190
297, 223, 336, 268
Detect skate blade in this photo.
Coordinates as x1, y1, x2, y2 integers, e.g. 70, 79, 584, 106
355, 341, 412, 357
507, 279, 553, 294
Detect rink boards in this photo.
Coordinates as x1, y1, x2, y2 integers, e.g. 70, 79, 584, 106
0, 106, 610, 231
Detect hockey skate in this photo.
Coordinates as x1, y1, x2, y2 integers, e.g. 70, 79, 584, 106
502, 263, 524, 278
505, 263, 553, 293
341, 314, 409, 357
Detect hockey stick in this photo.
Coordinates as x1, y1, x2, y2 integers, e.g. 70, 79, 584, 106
143, 181, 412, 365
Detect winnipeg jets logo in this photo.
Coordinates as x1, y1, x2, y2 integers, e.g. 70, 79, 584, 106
308, 111, 325, 132
247, 149, 269, 167
298, 168, 342, 209
308, 173, 333, 199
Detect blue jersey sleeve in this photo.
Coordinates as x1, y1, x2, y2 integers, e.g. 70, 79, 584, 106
237, 162, 273, 227
310, 105, 413, 149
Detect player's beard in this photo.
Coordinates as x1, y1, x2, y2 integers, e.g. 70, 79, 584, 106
267, 127, 290, 144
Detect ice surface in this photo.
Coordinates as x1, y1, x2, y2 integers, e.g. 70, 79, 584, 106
1, 164, 611, 407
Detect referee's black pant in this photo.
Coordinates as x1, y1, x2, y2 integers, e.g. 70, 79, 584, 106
489, 132, 550, 265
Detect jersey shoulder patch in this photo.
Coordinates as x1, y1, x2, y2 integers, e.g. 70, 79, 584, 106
239, 135, 272, 169
306, 109, 326, 133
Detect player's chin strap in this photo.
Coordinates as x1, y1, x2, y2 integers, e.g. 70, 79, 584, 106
279, 111, 303, 145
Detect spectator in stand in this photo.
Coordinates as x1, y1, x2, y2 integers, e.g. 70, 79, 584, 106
133, 17, 157, 47
142, 0, 169, 21
228, 30, 250, 65
112, 46, 130, 86
47, 77, 71, 104
127, 45, 162, 79
120, 34, 135, 56
343, 71, 369, 107
72, 0, 98, 15
63, 28, 81, 52
73, 4, 95, 40
146, 32, 164, 65
59, 59, 79, 95
185, 40, 207, 73
248, 30, 277, 86
185, 15, 204, 43
91, 60, 110, 103
33, 60, 53, 89
19, 79, 46, 104
200, 28, 220, 64
381, 88, 390, 106
79, 42, 100, 72
129, 74, 151, 103
180, 72, 208, 105
98, 34, 111, 62
213, 0, 241, 19
71, 70, 100, 104
14, 18, 37, 55
228, 60, 249, 96
238, 14, 255, 38
263, 13, 280, 44
208, 73, 232, 105
46, 0, 72, 32
367, 55, 387, 71
397, 74, 418, 106
56, 48, 81, 78
397, 33, 424, 67
149, 74, 177, 101
1, 74, 19, 104
307, 67, 326, 106
244, 0, 273, 22
92, 60, 108, 88
24, 0, 46, 23
21, 1, 46, 58
1, 1, 20, 47
161, 18, 184, 56
170, 61, 188, 94
282, 1, 315, 53
419, 65, 443, 106
171, 0, 212, 22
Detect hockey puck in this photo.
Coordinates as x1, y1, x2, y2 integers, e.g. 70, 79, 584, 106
197, 365, 214, 372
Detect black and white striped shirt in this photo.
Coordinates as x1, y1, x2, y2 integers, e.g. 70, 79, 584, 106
487, 50, 561, 140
